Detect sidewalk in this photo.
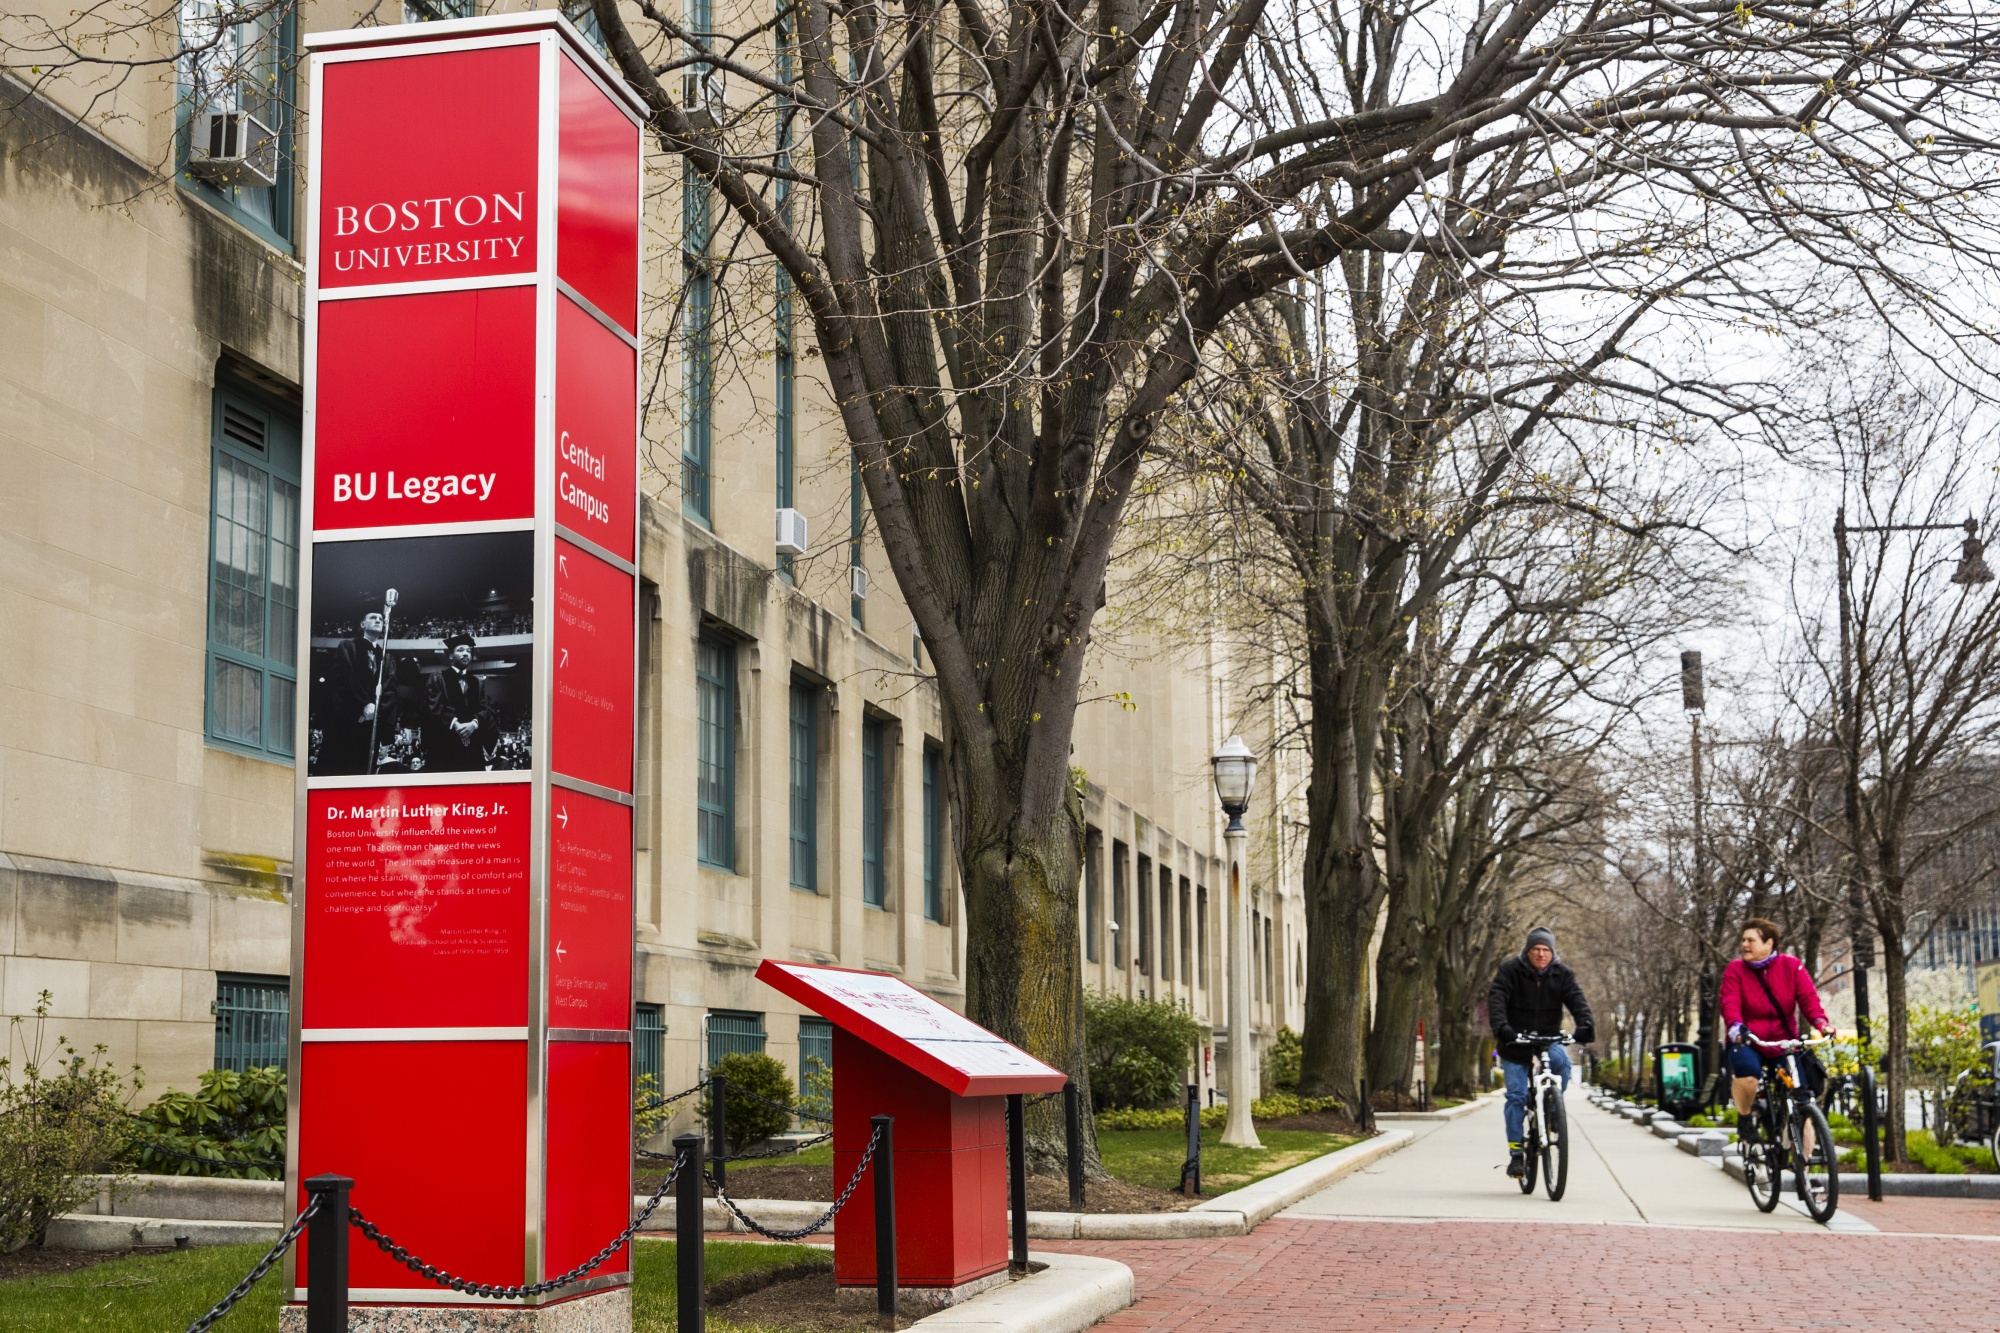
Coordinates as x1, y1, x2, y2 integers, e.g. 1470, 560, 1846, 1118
1281, 1085, 1825, 1230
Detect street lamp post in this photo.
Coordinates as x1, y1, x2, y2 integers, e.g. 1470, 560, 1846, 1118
1682, 651, 1715, 1073
1212, 735, 1261, 1150
1833, 511, 1993, 1045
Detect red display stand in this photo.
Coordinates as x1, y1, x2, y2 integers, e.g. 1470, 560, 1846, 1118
756, 962, 1067, 1301
287, 14, 643, 1328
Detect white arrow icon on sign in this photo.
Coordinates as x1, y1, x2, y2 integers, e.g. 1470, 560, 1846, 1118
557, 805, 569, 828
559, 647, 569, 667
559, 553, 569, 576
555, 941, 567, 960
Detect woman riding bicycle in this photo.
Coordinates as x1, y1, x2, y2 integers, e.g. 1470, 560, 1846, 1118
1719, 917, 1834, 1142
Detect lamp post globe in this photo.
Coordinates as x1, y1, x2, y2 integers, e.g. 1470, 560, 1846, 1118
1951, 520, 1995, 586
1212, 734, 1261, 1148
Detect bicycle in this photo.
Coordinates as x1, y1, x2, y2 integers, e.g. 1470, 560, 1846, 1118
1740, 1032, 1839, 1223
1515, 1033, 1574, 1201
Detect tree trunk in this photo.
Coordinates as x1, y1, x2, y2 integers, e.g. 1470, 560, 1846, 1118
1880, 939, 1909, 1165
1296, 594, 1393, 1109
954, 746, 1100, 1175
1366, 857, 1434, 1095
1432, 960, 1485, 1098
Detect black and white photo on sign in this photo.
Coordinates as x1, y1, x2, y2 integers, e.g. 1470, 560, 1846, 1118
307, 531, 534, 776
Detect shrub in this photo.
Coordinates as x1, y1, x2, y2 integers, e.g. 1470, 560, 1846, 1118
704, 1053, 795, 1153
799, 1054, 832, 1124
1083, 993, 1204, 1110
635, 1073, 670, 1141
129, 1066, 286, 1180
1268, 1027, 1302, 1093
0, 993, 138, 1252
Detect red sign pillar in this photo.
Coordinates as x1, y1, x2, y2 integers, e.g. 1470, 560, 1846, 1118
288, 15, 643, 1328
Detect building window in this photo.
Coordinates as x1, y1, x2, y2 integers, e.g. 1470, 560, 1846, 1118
789, 681, 818, 891
1083, 829, 1102, 964
1111, 841, 1128, 969
560, 0, 609, 52
850, 452, 865, 627
681, 156, 713, 523
1136, 854, 1152, 977
404, 0, 469, 19
1266, 916, 1277, 1005
798, 1014, 833, 1119
1251, 910, 1263, 1001
1179, 876, 1192, 981
861, 716, 886, 907
1158, 867, 1173, 984
773, 4, 797, 584
634, 1002, 666, 1096
695, 633, 735, 869
1196, 884, 1209, 988
706, 1010, 766, 1067
176, 0, 295, 249
213, 973, 288, 1072
923, 742, 944, 922
206, 381, 300, 761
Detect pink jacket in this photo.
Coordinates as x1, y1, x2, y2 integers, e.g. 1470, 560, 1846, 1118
1719, 954, 1828, 1046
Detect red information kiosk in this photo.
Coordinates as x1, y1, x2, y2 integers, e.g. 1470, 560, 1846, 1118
286, 13, 643, 1329
757, 961, 1068, 1304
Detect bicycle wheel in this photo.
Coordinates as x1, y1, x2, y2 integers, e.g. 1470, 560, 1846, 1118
1542, 1091, 1569, 1201
1794, 1103, 1840, 1223
1520, 1111, 1540, 1194
1744, 1118, 1782, 1213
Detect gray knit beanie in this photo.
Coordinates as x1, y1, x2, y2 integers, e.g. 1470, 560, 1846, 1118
1525, 926, 1557, 954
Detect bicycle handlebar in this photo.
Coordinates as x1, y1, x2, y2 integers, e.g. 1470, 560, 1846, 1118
1743, 1032, 1834, 1052
1514, 1032, 1576, 1045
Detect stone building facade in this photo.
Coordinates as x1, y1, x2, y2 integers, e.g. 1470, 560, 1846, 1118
0, 1, 1306, 1118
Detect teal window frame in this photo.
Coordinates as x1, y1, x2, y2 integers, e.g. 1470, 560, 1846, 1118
1196, 884, 1208, 988
695, 633, 736, 869
634, 1002, 666, 1095
213, 972, 289, 1072
798, 1015, 833, 1119
789, 681, 818, 892
1083, 828, 1101, 962
205, 378, 301, 761
922, 742, 944, 923
861, 717, 886, 908
706, 1010, 766, 1067
1111, 841, 1128, 969
175, 1, 297, 251
1158, 866, 1173, 983
1136, 854, 1152, 976
404, 0, 470, 19
682, 152, 714, 523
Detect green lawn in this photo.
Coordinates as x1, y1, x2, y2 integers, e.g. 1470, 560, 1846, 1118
0, 1238, 824, 1333
1098, 1127, 1358, 1193
721, 1141, 834, 1172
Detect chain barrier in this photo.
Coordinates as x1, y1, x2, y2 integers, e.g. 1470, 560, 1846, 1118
704, 1121, 882, 1240
182, 1193, 319, 1333
351, 1158, 683, 1300
636, 1078, 709, 1112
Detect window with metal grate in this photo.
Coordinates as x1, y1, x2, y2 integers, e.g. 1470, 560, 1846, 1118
213, 973, 289, 1072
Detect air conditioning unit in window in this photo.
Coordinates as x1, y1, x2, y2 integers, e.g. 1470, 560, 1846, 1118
188, 110, 280, 188
682, 68, 727, 132
851, 564, 869, 600
775, 507, 808, 556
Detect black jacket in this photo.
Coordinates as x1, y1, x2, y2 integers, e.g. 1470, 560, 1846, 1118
1488, 954, 1595, 1064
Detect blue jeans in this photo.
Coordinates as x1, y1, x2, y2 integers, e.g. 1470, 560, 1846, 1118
1503, 1044, 1571, 1146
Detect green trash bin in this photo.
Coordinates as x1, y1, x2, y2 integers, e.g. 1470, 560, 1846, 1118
1654, 1043, 1703, 1120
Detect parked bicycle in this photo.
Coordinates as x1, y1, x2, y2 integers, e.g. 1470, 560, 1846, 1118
1515, 1033, 1575, 1201
1741, 1032, 1839, 1222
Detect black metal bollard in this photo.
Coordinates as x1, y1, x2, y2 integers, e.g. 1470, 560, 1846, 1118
1418, 1079, 1429, 1114
710, 1073, 728, 1192
1861, 1065, 1883, 1202
1006, 1093, 1028, 1274
303, 1174, 352, 1333
872, 1115, 896, 1330
1176, 1080, 1192, 1192
676, 1133, 705, 1333
1063, 1083, 1085, 1212
1358, 1079, 1373, 1131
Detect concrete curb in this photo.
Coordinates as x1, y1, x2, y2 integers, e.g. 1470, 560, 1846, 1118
680, 1131, 1416, 1242
47, 1213, 282, 1250
912, 1253, 1134, 1333
1717, 1156, 2000, 1198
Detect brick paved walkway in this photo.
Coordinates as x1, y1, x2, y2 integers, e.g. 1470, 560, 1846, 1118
1049, 1219, 1997, 1332
1842, 1195, 2000, 1236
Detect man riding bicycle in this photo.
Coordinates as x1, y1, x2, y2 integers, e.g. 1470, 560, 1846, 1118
1720, 917, 1834, 1141
1490, 926, 1595, 1178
